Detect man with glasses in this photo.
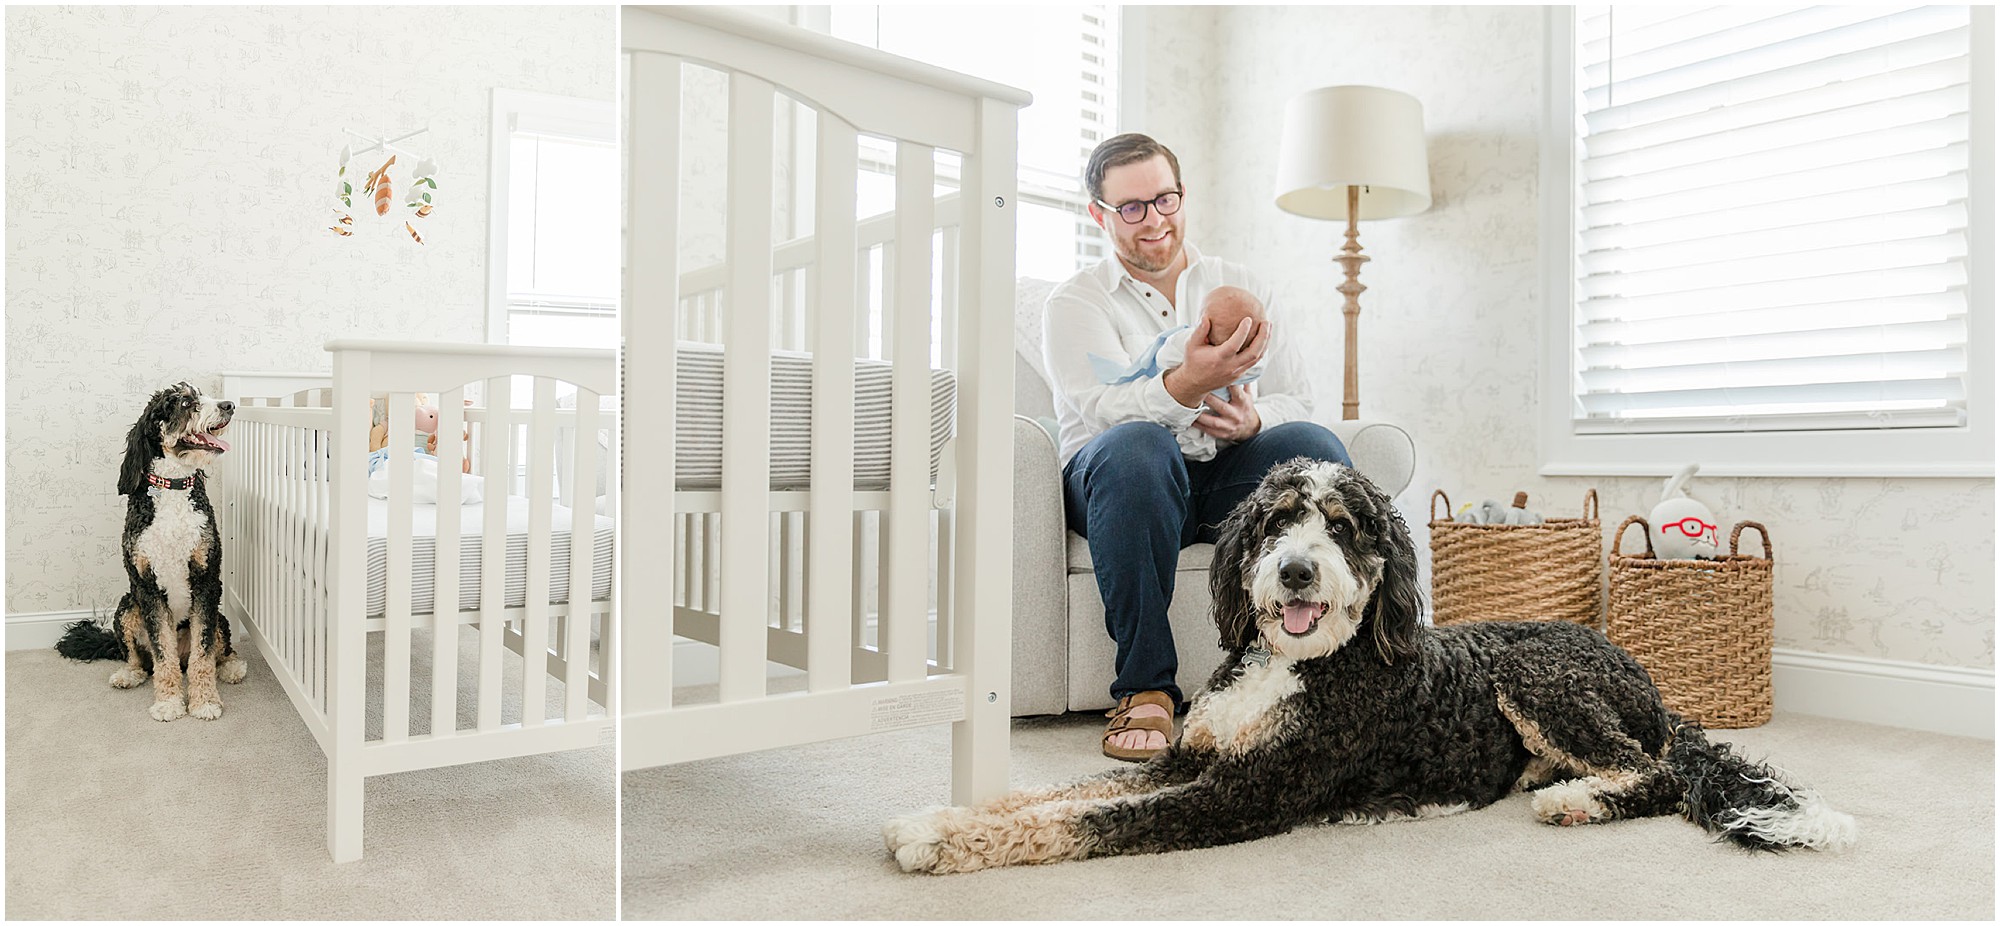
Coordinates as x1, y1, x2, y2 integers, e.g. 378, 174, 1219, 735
1043, 133, 1352, 761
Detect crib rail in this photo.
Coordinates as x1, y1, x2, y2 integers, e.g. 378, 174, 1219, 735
622, 5, 1019, 802
221, 340, 616, 861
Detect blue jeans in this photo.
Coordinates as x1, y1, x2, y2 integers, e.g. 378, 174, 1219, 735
1061, 420, 1352, 708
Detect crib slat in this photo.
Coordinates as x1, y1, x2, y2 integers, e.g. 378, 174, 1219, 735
564, 388, 600, 722
385, 392, 415, 743
718, 72, 776, 704
478, 378, 511, 732
808, 112, 858, 691
522, 377, 556, 727
431, 388, 465, 736
885, 140, 934, 684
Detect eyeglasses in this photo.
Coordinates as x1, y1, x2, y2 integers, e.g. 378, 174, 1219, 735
1096, 190, 1183, 225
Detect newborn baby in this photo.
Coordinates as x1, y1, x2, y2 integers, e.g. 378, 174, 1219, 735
1087, 284, 1268, 461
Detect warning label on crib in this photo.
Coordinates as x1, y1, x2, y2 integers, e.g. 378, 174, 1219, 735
870, 688, 966, 733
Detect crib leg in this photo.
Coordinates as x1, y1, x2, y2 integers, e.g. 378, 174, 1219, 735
328, 765, 364, 862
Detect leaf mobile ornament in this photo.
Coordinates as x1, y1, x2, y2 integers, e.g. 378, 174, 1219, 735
363, 155, 397, 216
405, 221, 424, 245
406, 156, 438, 218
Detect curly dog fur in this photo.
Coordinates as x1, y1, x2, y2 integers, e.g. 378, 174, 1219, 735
57, 382, 247, 721
884, 460, 1856, 873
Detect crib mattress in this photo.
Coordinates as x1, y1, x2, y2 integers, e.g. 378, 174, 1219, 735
363, 495, 614, 617
288, 493, 614, 617
673, 342, 955, 490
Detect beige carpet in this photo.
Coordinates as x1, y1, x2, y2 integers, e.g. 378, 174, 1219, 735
6, 637, 614, 920
624, 707, 1993, 920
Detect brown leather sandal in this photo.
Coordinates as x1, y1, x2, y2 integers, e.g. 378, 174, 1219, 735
1102, 690, 1174, 762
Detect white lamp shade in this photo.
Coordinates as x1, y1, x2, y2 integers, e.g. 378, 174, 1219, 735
1273, 85, 1432, 220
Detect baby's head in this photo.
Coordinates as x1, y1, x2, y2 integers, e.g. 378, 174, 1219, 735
1200, 285, 1265, 345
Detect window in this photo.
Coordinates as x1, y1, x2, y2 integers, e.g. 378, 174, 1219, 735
488, 89, 619, 350
809, 4, 1119, 280
1540, 6, 1994, 476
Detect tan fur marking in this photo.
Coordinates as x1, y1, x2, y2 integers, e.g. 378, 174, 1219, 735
926, 802, 1093, 873
190, 541, 209, 571
132, 553, 151, 574
1495, 690, 1589, 777
971, 774, 1156, 815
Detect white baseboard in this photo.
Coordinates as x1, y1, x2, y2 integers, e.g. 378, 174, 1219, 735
7, 610, 96, 652
1772, 647, 1993, 740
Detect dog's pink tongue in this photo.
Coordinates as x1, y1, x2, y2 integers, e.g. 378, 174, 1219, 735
1282, 601, 1320, 635
210, 434, 229, 452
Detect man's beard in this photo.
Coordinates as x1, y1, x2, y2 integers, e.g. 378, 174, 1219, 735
1116, 226, 1178, 274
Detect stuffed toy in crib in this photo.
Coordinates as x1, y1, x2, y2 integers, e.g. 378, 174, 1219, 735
368, 394, 471, 472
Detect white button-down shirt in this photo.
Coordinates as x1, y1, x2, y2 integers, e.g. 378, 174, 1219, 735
1041, 242, 1313, 466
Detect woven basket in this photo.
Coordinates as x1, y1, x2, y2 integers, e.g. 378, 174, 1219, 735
1607, 516, 1774, 728
1428, 489, 1602, 626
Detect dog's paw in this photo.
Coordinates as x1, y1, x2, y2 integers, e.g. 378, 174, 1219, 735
109, 667, 149, 689
148, 698, 187, 722
218, 657, 248, 684
883, 807, 958, 873
1531, 779, 1607, 826
189, 700, 223, 721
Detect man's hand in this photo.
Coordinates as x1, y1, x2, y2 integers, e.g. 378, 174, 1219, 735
1162, 316, 1270, 409
1192, 384, 1262, 442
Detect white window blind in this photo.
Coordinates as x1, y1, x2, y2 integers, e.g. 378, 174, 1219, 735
1570, 5, 1974, 435
820, 5, 1118, 280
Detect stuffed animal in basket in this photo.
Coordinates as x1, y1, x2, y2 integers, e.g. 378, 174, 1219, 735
1650, 463, 1718, 560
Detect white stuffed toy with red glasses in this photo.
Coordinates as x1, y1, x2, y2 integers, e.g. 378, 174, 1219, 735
1649, 463, 1719, 560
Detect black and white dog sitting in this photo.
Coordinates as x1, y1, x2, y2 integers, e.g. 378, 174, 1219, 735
58, 382, 246, 721
885, 459, 1856, 873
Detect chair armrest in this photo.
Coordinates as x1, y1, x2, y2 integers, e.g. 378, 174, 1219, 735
1327, 419, 1416, 497
1010, 415, 1069, 716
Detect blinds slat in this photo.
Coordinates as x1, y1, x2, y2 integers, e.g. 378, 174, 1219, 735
1580, 202, 1967, 275
1582, 174, 1967, 251
1579, 263, 1967, 322
1579, 230, 1966, 299
1582, 142, 1968, 224
1581, 6, 1922, 85
1575, 407, 1965, 434
1584, 113, 1968, 198
1580, 347, 1965, 394
1580, 317, 1968, 369
1579, 295, 1964, 345
1579, 378, 1965, 416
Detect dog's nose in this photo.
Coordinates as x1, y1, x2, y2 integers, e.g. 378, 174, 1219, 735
218, 400, 236, 415
1278, 559, 1315, 591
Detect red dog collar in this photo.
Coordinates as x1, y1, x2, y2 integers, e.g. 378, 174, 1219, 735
145, 473, 200, 491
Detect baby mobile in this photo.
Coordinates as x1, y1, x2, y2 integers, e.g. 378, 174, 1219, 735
330, 126, 438, 245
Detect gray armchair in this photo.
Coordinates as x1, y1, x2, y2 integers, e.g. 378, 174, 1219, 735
1009, 279, 1417, 717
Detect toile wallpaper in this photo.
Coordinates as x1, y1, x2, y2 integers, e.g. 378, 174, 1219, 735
1134, 5, 1993, 670
5, 5, 613, 615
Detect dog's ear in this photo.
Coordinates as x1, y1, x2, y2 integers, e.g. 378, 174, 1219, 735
1208, 495, 1261, 651
1346, 473, 1422, 665
119, 396, 163, 495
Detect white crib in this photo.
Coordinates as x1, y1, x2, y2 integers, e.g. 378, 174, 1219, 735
220, 340, 616, 862
620, 5, 1025, 805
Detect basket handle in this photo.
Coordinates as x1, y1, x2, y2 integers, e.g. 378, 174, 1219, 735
1431, 489, 1452, 523
1582, 488, 1599, 521
1730, 521, 1772, 560
1612, 514, 1654, 558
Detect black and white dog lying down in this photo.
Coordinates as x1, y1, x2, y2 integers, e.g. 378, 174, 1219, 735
885, 459, 1855, 873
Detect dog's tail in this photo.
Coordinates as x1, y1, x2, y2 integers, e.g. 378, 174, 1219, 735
1664, 718, 1856, 852
55, 615, 125, 662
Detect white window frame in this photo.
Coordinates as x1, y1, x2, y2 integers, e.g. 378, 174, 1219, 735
486, 88, 618, 344
1538, 7, 1995, 478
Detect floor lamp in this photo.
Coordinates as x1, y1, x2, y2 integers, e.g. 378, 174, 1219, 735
1273, 85, 1432, 420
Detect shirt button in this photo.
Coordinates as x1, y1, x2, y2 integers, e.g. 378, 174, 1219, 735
1161, 311, 1168, 317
